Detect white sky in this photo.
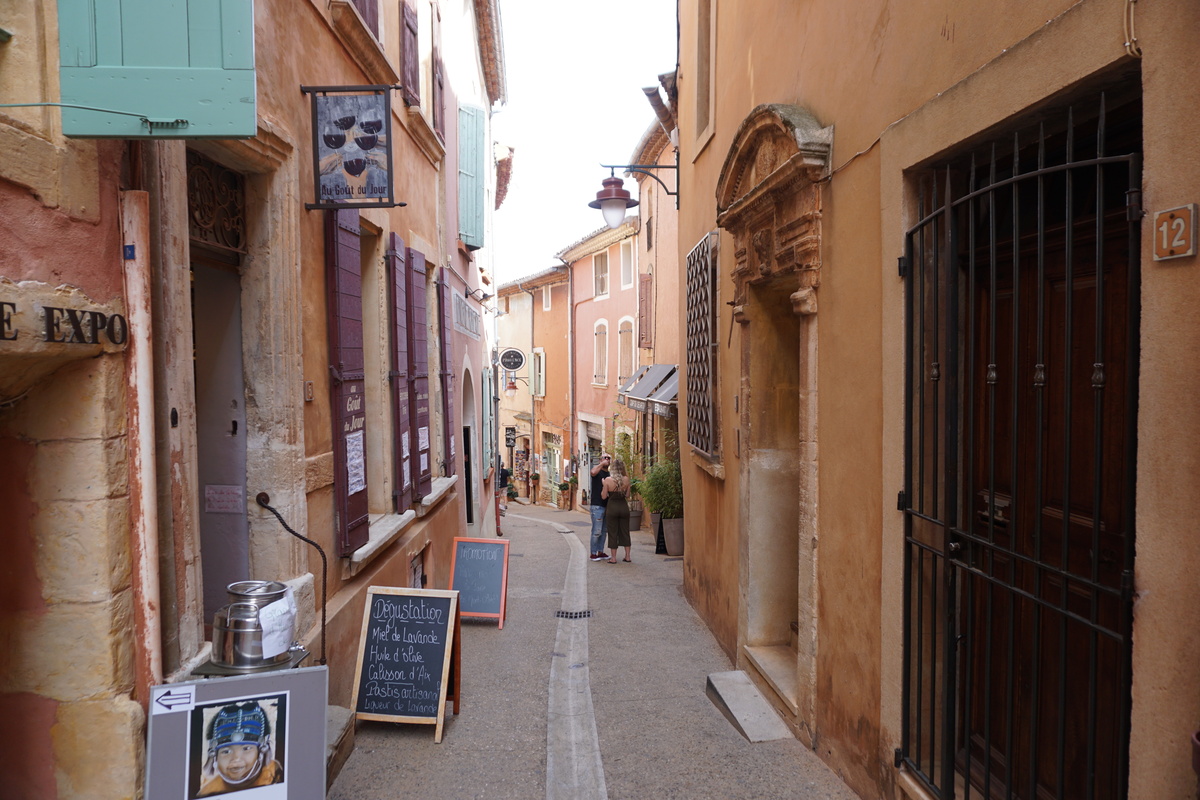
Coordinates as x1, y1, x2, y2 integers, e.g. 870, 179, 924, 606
489, 1, 678, 285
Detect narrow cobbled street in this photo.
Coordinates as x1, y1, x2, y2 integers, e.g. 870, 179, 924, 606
328, 503, 859, 800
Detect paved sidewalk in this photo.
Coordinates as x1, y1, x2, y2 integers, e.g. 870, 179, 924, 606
328, 504, 861, 800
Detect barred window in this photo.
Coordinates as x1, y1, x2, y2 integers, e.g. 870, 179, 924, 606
686, 232, 719, 457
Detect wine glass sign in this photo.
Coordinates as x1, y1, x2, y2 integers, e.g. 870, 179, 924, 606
302, 85, 402, 210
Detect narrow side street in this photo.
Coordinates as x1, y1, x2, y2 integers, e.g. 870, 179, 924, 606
329, 505, 860, 800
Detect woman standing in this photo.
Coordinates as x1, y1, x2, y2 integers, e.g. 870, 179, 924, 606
602, 459, 633, 563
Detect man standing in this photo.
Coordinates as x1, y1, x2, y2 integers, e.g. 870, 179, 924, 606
588, 453, 611, 561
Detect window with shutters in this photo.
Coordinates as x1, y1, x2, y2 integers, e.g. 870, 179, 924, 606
685, 231, 719, 458
532, 349, 546, 397
407, 247, 434, 500
620, 240, 634, 289
352, 0, 379, 38
400, 2, 420, 107
325, 210, 370, 555
593, 252, 609, 298
56, 0, 256, 138
458, 105, 486, 250
387, 233, 414, 511
638, 273, 653, 348
646, 217, 654, 250
593, 321, 608, 385
694, 0, 717, 147
437, 271, 457, 476
618, 318, 634, 385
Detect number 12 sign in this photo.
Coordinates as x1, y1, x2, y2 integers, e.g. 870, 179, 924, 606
1153, 204, 1196, 261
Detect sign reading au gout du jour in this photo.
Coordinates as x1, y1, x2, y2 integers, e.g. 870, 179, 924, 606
301, 85, 403, 211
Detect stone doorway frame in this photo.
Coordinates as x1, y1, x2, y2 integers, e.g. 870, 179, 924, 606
715, 104, 831, 742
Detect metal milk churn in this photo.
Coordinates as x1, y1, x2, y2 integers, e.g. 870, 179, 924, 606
211, 580, 294, 670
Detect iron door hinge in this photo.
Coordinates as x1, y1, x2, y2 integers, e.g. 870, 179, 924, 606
897, 490, 908, 511
894, 747, 904, 768
898, 256, 910, 278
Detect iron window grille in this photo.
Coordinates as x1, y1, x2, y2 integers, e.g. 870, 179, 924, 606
686, 231, 719, 457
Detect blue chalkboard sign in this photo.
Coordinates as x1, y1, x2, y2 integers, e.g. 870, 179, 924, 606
351, 587, 459, 741
449, 537, 509, 628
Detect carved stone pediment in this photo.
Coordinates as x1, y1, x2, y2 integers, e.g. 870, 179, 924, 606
715, 104, 832, 315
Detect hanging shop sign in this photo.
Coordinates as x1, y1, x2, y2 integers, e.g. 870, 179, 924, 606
498, 348, 525, 371
302, 85, 402, 210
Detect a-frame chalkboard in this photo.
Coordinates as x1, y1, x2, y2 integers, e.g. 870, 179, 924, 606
449, 537, 509, 628
351, 587, 461, 742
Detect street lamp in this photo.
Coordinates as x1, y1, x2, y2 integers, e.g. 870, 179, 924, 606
504, 374, 528, 399
588, 160, 679, 230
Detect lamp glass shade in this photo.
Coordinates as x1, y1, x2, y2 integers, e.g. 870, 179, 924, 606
504, 382, 517, 399
601, 198, 627, 230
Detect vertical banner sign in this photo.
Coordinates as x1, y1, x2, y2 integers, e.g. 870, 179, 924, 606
302, 85, 399, 210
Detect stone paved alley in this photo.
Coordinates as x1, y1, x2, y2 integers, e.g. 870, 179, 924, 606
328, 503, 861, 800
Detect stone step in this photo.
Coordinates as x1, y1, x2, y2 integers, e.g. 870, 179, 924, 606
706, 670, 793, 743
326, 704, 355, 788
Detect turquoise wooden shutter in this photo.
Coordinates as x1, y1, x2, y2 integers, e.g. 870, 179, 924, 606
57, 0, 256, 138
481, 367, 493, 480
457, 104, 485, 250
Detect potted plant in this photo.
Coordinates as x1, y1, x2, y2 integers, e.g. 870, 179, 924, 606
639, 458, 684, 555
627, 477, 644, 531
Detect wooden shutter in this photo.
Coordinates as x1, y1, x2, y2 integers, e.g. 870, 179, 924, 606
457, 105, 485, 250
325, 210, 369, 555
406, 248, 433, 500
481, 368, 493, 478
400, 2, 420, 107
57, 0, 256, 138
387, 233, 412, 511
352, 0, 379, 37
437, 272, 457, 476
432, 53, 446, 138
639, 273, 653, 347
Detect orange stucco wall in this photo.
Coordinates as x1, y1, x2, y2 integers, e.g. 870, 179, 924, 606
678, 0, 1200, 797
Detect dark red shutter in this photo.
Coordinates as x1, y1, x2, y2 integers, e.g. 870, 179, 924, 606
401, 2, 420, 107
437, 271, 456, 476
639, 273, 654, 348
432, 54, 445, 138
406, 248, 433, 500
387, 233, 412, 511
353, 0, 379, 37
325, 210, 369, 555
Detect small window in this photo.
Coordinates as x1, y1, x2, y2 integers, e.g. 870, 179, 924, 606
532, 349, 546, 397
695, 0, 716, 146
618, 318, 634, 384
621, 240, 634, 289
543, 285, 552, 311
593, 252, 609, 297
686, 232, 719, 458
593, 322, 608, 385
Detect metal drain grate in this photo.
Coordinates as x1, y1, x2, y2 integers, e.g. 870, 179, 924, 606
555, 610, 593, 619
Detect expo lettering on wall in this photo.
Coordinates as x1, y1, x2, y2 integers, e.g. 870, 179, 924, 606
0, 300, 129, 347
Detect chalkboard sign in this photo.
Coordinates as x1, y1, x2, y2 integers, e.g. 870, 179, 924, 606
351, 587, 460, 742
449, 537, 509, 628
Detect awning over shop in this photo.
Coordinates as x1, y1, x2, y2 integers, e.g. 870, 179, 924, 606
615, 366, 650, 405
647, 368, 679, 417
618, 363, 676, 413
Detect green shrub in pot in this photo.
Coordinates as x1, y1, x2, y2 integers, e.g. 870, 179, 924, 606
639, 459, 683, 519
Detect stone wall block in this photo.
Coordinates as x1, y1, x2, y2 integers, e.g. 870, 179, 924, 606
0, 594, 134, 699
34, 498, 132, 604
32, 436, 129, 504
53, 697, 145, 800
15, 357, 127, 442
